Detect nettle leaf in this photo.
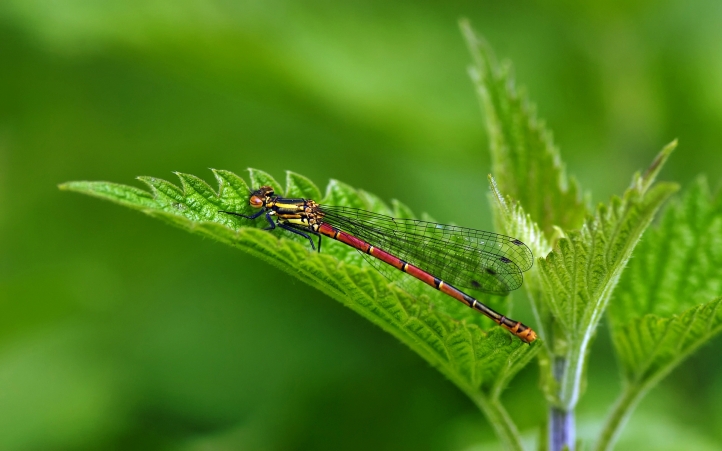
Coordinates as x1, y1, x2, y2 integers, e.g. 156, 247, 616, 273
595, 179, 722, 451
461, 19, 586, 237
60, 169, 539, 447
489, 175, 551, 263
463, 20, 586, 390
537, 143, 679, 408
609, 176, 722, 385
489, 174, 553, 344
612, 299, 722, 384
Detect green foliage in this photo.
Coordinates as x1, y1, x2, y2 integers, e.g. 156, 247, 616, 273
610, 177, 722, 326
610, 176, 722, 383
462, 22, 593, 418
462, 19, 722, 451
613, 298, 722, 386
538, 143, 678, 408
60, 169, 539, 450
488, 175, 550, 263
59, 22, 722, 451
593, 178, 722, 451
461, 19, 586, 237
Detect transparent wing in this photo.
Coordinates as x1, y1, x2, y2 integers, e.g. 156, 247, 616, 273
318, 205, 533, 294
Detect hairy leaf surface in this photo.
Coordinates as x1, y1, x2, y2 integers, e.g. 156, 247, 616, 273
462, 20, 586, 237
537, 144, 679, 407
609, 177, 722, 384
60, 170, 539, 401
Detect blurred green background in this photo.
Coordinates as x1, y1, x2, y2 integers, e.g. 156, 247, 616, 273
2, 1, 722, 450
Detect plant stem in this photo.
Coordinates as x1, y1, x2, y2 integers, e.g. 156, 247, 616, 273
550, 406, 575, 451
550, 356, 575, 451
469, 391, 526, 451
593, 383, 645, 451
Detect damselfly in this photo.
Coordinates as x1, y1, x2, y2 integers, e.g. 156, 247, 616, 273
221, 186, 536, 343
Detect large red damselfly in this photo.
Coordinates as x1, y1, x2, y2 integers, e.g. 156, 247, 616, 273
221, 186, 536, 343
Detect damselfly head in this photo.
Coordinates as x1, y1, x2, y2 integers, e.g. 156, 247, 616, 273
249, 186, 275, 208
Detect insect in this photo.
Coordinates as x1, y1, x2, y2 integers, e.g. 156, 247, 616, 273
221, 186, 536, 343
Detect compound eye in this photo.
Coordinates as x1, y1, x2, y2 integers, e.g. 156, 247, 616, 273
249, 195, 264, 207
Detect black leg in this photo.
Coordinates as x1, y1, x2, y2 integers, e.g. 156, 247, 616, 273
315, 233, 322, 253
304, 229, 322, 252
263, 212, 276, 230
304, 229, 323, 253
278, 223, 317, 250
220, 209, 323, 252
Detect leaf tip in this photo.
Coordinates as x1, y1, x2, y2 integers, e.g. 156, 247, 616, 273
458, 17, 472, 36
638, 140, 677, 190
488, 174, 509, 213
135, 175, 158, 192
58, 180, 95, 192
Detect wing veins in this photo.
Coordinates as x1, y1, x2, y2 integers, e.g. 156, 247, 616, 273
319, 206, 526, 292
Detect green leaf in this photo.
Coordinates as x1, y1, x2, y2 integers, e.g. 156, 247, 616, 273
461, 19, 586, 237
536, 143, 679, 408
60, 170, 540, 450
609, 176, 722, 327
489, 174, 551, 263
489, 174, 554, 346
285, 171, 321, 199
612, 298, 722, 384
594, 177, 722, 451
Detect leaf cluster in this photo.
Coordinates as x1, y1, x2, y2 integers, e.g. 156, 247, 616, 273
60, 168, 538, 449
60, 21, 722, 451
461, 18, 722, 451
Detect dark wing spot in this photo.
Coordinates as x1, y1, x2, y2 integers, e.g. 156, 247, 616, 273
512, 239, 524, 245
485, 268, 497, 276
500, 256, 512, 264
471, 280, 481, 288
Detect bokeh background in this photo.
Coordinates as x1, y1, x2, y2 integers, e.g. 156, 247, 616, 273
2, 1, 722, 450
